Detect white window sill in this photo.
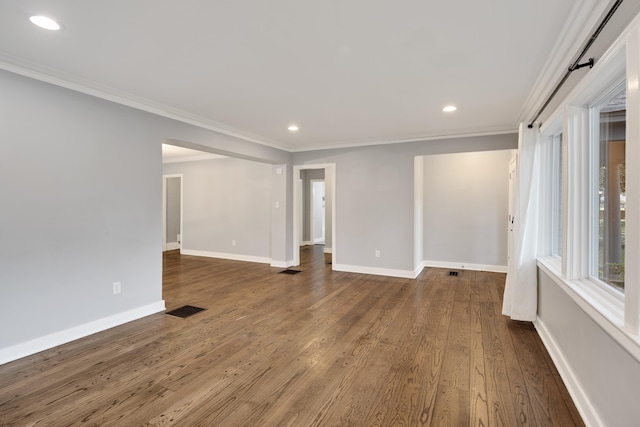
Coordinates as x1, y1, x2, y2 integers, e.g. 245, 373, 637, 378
537, 256, 640, 363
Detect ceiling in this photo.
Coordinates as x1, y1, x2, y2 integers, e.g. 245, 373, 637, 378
0, 1, 583, 152
162, 144, 226, 164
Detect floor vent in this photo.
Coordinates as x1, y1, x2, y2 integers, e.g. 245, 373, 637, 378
280, 269, 302, 275
166, 305, 206, 319
448, 271, 459, 277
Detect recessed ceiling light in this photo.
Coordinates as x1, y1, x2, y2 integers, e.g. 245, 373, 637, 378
29, 15, 61, 31
443, 105, 457, 112
288, 125, 299, 132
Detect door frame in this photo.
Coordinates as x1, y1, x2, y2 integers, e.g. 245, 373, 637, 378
310, 179, 326, 244
292, 164, 336, 267
162, 174, 183, 252
507, 156, 518, 266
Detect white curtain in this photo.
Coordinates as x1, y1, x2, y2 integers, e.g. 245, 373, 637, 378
502, 123, 541, 321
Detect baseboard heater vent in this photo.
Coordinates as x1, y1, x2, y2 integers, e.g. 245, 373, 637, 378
280, 269, 301, 275
448, 271, 459, 277
166, 305, 206, 319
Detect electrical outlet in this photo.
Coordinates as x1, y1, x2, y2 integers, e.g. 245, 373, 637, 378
375, 250, 381, 258
232, 239, 236, 246
113, 281, 121, 295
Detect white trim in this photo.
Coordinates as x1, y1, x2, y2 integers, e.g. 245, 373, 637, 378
414, 260, 426, 278
625, 25, 640, 334
180, 249, 271, 264
301, 241, 313, 246
538, 258, 640, 363
534, 318, 604, 427
332, 263, 417, 279
413, 156, 424, 274
423, 260, 507, 274
289, 129, 517, 153
162, 177, 167, 252
0, 56, 287, 151
0, 301, 166, 366
165, 242, 180, 251
0, 56, 519, 154
544, 12, 640, 350
270, 260, 295, 268
517, 0, 610, 126
162, 152, 226, 164
563, 106, 590, 280
543, 27, 628, 133
310, 178, 326, 245
292, 164, 336, 268
323, 247, 333, 254
162, 174, 183, 254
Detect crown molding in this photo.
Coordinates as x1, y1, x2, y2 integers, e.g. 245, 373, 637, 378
0, 54, 291, 151
0, 53, 517, 154
516, 0, 612, 126
288, 128, 518, 153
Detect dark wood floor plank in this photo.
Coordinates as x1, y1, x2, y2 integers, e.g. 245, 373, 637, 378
479, 272, 524, 427
509, 321, 585, 427
469, 272, 491, 427
0, 247, 583, 426
432, 272, 472, 426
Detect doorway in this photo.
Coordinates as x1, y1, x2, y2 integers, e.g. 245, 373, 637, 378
311, 179, 326, 244
162, 174, 183, 252
292, 164, 336, 267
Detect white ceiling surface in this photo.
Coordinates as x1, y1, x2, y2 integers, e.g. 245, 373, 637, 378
162, 144, 226, 164
0, 1, 580, 151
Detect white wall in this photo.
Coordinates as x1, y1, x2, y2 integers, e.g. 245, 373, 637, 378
163, 158, 272, 261
166, 177, 181, 245
422, 150, 513, 271
292, 134, 517, 277
0, 70, 163, 361
0, 69, 290, 364
300, 169, 325, 243
537, 269, 640, 426
312, 181, 325, 243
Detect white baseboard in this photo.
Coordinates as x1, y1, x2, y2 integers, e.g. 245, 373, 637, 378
271, 260, 295, 268
301, 241, 313, 246
165, 242, 180, 251
534, 319, 601, 427
422, 260, 507, 273
180, 249, 271, 264
0, 300, 165, 366
414, 261, 426, 277
332, 263, 416, 279
324, 247, 333, 254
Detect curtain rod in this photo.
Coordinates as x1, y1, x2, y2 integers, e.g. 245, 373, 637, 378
527, 0, 625, 128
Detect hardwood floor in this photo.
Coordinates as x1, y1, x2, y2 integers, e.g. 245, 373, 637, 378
0, 246, 583, 426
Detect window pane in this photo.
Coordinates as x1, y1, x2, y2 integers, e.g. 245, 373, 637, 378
597, 88, 626, 291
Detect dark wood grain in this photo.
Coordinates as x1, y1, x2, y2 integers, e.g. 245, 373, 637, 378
0, 246, 584, 426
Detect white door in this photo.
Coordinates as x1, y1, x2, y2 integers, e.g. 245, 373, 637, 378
311, 180, 325, 244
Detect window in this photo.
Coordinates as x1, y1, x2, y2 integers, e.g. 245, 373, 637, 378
591, 84, 626, 292
551, 133, 563, 257
536, 20, 640, 357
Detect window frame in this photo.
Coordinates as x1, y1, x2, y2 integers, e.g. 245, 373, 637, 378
537, 16, 640, 359
551, 133, 563, 258
588, 82, 627, 295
